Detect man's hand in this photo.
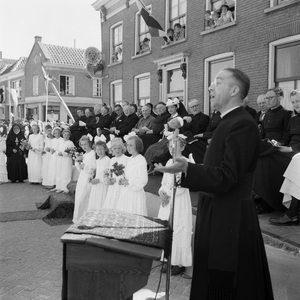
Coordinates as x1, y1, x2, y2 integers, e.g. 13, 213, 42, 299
278, 146, 292, 153
154, 157, 188, 174
183, 116, 192, 123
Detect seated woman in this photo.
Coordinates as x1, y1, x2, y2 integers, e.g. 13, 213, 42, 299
145, 98, 188, 173
218, 4, 233, 25
269, 152, 300, 226
253, 89, 300, 214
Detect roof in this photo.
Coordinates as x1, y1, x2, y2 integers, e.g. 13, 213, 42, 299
0, 58, 18, 75
0, 57, 28, 75
43, 44, 86, 66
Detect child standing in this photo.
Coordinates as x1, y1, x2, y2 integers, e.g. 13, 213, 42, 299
47, 127, 63, 189
87, 141, 111, 211
72, 135, 96, 223
157, 135, 193, 276
53, 129, 74, 193
28, 122, 44, 184
0, 125, 8, 184
41, 124, 53, 188
116, 135, 148, 216
103, 138, 128, 210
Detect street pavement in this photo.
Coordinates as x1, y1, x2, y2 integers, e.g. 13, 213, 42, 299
0, 181, 299, 300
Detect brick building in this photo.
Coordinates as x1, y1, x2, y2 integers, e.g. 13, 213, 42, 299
0, 37, 103, 122
92, 0, 300, 115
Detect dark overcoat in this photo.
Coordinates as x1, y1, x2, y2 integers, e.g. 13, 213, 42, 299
182, 107, 274, 300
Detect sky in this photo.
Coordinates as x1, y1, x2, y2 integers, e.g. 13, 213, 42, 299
0, 0, 101, 60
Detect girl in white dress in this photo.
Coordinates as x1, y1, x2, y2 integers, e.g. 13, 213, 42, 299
47, 127, 64, 189
157, 135, 193, 276
116, 135, 148, 215
27, 122, 44, 184
53, 129, 74, 193
103, 138, 128, 210
41, 125, 53, 188
73, 135, 96, 223
87, 141, 111, 212
0, 125, 8, 184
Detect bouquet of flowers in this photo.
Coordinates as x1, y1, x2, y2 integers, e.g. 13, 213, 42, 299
20, 139, 31, 151
111, 162, 125, 177
65, 146, 83, 162
88, 167, 96, 183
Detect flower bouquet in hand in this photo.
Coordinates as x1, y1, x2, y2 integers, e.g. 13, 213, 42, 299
111, 162, 125, 177
20, 139, 31, 151
104, 168, 116, 185
88, 167, 96, 183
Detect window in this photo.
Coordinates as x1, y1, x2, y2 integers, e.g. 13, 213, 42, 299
204, 53, 234, 115
135, 8, 151, 55
93, 78, 102, 97
59, 75, 74, 95
271, 0, 293, 6
0, 86, 5, 104
165, 0, 186, 44
111, 23, 123, 63
274, 41, 300, 109
12, 80, 22, 98
33, 76, 38, 96
110, 80, 122, 106
153, 52, 189, 106
204, 0, 236, 30
135, 74, 150, 106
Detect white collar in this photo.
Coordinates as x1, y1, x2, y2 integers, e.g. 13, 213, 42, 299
220, 106, 241, 118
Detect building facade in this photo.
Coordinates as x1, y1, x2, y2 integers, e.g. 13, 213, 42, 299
92, 0, 300, 115
0, 36, 103, 123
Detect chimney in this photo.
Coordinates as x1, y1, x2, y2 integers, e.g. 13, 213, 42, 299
35, 36, 42, 43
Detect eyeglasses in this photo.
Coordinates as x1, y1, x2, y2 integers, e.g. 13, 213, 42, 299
290, 89, 300, 96
190, 104, 200, 109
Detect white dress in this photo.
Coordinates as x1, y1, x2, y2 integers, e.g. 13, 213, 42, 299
72, 150, 97, 223
0, 137, 8, 182
27, 133, 44, 183
158, 158, 193, 267
116, 154, 148, 216
102, 154, 128, 210
41, 136, 52, 186
87, 156, 111, 212
46, 137, 64, 186
280, 152, 300, 208
55, 140, 75, 192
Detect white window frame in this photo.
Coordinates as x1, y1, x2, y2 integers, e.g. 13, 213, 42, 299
203, 52, 235, 115
110, 79, 123, 106
93, 78, 102, 97
0, 85, 5, 104
33, 76, 38, 96
134, 73, 151, 106
110, 21, 123, 64
205, 0, 237, 21
12, 80, 21, 98
165, 0, 187, 36
269, 0, 297, 7
268, 34, 300, 110
135, 6, 152, 55
59, 75, 75, 96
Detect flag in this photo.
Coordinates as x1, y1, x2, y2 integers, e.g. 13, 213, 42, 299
135, 0, 165, 37
41, 63, 52, 82
10, 88, 18, 108
49, 82, 75, 122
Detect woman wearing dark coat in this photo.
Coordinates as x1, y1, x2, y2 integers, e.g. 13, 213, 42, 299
6, 123, 28, 182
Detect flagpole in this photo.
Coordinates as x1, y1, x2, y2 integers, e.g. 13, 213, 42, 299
45, 79, 48, 122
8, 81, 12, 125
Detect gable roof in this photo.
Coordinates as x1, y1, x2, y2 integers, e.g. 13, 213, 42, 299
42, 44, 86, 66
0, 58, 18, 75
0, 57, 27, 75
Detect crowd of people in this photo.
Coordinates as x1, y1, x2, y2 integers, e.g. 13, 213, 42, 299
0, 81, 299, 286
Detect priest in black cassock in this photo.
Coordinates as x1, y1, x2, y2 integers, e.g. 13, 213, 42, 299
155, 68, 274, 300
6, 123, 28, 183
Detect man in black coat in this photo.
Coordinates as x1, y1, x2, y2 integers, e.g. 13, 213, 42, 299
155, 68, 274, 300
69, 107, 87, 146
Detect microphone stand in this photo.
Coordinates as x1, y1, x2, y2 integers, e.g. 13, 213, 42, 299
165, 128, 179, 300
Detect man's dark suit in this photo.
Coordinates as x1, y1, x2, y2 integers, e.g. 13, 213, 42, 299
115, 113, 139, 138
181, 107, 273, 299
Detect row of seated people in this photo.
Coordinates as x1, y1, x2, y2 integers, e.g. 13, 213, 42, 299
251, 88, 300, 226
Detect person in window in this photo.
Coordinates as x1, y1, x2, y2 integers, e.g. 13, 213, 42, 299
116, 47, 122, 61
173, 23, 185, 41
211, 12, 220, 27
204, 10, 214, 29
163, 28, 174, 44
218, 4, 233, 25
141, 37, 150, 53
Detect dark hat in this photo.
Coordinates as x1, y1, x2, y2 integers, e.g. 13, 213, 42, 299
143, 37, 150, 43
